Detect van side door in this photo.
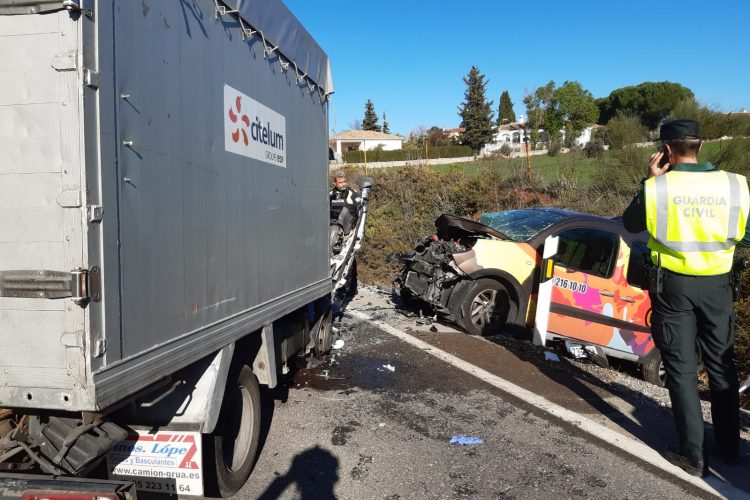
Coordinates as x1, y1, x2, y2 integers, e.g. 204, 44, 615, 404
545, 227, 651, 355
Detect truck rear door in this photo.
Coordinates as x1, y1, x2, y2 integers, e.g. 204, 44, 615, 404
0, 7, 87, 407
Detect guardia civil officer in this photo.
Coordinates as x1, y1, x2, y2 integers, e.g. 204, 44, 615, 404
623, 119, 750, 476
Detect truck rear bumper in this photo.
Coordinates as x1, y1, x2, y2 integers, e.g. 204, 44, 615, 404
0, 473, 137, 499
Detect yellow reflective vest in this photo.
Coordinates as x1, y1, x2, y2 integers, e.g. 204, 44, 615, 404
644, 170, 750, 275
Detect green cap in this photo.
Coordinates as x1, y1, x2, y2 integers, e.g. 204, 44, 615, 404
659, 119, 701, 141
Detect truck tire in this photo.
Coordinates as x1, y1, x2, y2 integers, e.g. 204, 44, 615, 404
454, 279, 512, 336
314, 306, 334, 358
204, 365, 261, 497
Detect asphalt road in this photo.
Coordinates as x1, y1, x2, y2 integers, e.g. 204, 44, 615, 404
232, 291, 745, 499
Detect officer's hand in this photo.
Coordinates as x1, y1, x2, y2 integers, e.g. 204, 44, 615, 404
647, 151, 670, 178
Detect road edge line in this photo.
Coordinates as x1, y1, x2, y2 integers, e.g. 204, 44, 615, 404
347, 309, 741, 499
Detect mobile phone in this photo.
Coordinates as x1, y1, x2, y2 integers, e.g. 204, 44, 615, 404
657, 145, 670, 168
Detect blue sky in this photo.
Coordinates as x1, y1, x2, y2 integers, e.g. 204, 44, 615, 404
284, 0, 749, 137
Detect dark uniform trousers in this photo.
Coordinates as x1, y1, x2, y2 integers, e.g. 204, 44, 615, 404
650, 269, 740, 462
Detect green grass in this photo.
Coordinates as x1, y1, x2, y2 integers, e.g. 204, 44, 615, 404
430, 138, 750, 185
432, 152, 609, 184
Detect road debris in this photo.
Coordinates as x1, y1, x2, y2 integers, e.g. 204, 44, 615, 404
544, 351, 561, 362
333, 339, 345, 350
450, 435, 484, 445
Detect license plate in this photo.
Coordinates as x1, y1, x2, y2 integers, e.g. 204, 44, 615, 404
106, 429, 203, 496
567, 344, 587, 359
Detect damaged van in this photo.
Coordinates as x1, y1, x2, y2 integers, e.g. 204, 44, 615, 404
393, 209, 666, 385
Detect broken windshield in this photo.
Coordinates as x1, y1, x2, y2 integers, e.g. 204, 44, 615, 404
479, 210, 568, 242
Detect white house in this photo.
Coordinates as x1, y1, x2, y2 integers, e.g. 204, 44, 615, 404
481, 122, 543, 155
330, 130, 405, 157
444, 127, 464, 141
481, 122, 600, 155
566, 125, 602, 147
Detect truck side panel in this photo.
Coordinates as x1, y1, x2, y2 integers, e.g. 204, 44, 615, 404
91, 1, 330, 408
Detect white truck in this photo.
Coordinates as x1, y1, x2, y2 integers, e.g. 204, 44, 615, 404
0, 0, 334, 497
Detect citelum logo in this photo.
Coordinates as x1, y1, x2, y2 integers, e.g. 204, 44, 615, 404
227, 96, 284, 151
228, 95, 250, 145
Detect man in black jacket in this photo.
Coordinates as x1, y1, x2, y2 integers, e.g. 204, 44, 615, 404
329, 171, 361, 234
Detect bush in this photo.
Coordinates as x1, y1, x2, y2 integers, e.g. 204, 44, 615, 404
600, 146, 648, 184
727, 114, 750, 137
547, 139, 562, 157
668, 99, 729, 140
604, 113, 647, 149
583, 137, 605, 158
499, 144, 513, 157
707, 138, 750, 177
343, 145, 473, 163
667, 99, 750, 140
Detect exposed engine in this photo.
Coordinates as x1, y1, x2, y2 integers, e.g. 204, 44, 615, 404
393, 236, 474, 313
392, 214, 509, 314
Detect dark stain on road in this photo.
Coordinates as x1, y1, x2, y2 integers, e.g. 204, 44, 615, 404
350, 454, 373, 480
331, 420, 360, 446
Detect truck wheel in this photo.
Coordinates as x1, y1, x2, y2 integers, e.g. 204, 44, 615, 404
455, 279, 512, 336
204, 365, 261, 497
641, 349, 666, 387
314, 306, 334, 358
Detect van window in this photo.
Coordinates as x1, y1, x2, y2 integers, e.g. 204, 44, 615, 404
555, 228, 618, 278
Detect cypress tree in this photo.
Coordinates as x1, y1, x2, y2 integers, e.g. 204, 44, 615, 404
458, 66, 495, 152
498, 90, 517, 125
362, 99, 381, 131
382, 113, 390, 134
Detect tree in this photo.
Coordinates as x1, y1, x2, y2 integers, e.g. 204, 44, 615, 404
597, 82, 694, 129
457, 66, 495, 152
524, 80, 559, 138
382, 112, 390, 134
404, 125, 428, 149
555, 81, 599, 144
524, 80, 597, 144
362, 99, 381, 132
497, 90, 516, 125
425, 126, 451, 147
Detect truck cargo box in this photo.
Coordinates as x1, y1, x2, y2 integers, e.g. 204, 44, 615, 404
0, 0, 333, 412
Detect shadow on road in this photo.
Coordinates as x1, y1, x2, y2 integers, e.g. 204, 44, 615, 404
256, 446, 339, 500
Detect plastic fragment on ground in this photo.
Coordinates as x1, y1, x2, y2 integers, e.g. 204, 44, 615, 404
332, 339, 345, 350
450, 435, 484, 445
544, 351, 560, 362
